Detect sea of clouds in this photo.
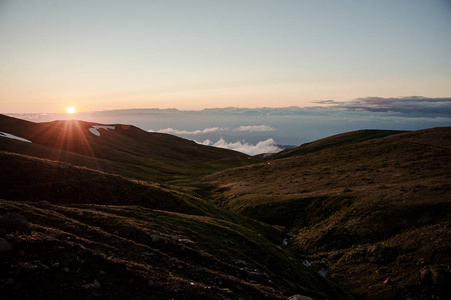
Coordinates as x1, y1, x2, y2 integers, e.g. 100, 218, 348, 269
148, 125, 281, 155
7, 97, 451, 156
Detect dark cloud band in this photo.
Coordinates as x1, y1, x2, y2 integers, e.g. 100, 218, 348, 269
315, 97, 451, 116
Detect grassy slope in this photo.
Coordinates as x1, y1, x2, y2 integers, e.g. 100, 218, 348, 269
202, 127, 451, 299
0, 151, 350, 299
272, 129, 406, 159
3, 111, 449, 299
0, 151, 281, 240
0, 114, 256, 184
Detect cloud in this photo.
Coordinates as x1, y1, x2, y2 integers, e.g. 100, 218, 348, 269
151, 125, 275, 135
234, 125, 275, 132
197, 138, 282, 156
196, 139, 212, 145
315, 96, 451, 116
149, 127, 227, 135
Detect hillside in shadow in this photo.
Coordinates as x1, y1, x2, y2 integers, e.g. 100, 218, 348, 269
1, 113, 450, 299
0, 114, 256, 184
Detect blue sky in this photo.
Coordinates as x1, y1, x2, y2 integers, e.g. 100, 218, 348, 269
1, 0, 451, 113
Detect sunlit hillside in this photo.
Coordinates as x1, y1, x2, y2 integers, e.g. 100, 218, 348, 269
202, 127, 451, 299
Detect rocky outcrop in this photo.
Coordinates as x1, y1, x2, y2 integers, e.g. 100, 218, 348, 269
0, 213, 30, 235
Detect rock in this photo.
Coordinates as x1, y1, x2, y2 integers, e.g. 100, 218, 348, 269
81, 280, 100, 289
366, 244, 381, 256
200, 251, 213, 258
151, 235, 161, 243
221, 288, 233, 295
420, 270, 432, 287
234, 259, 249, 266
92, 280, 100, 288
0, 238, 13, 252
343, 187, 352, 192
288, 295, 313, 300
0, 213, 30, 234
179, 238, 195, 244
44, 236, 57, 242
367, 245, 398, 263
248, 271, 262, 279
303, 260, 313, 267
318, 269, 328, 277
36, 200, 51, 208
329, 251, 342, 260
420, 267, 449, 288
148, 279, 155, 286
218, 249, 229, 256
64, 267, 70, 273
366, 244, 383, 261
169, 235, 178, 241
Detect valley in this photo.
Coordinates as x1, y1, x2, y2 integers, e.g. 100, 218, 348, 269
1, 114, 450, 299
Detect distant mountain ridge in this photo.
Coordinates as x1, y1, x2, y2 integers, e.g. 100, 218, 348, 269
7, 102, 450, 150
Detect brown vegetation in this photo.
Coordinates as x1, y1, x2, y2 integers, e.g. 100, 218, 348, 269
1, 113, 450, 299
202, 127, 451, 299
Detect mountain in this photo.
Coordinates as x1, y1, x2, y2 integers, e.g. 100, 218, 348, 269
0, 114, 255, 184
271, 129, 406, 159
202, 127, 451, 299
0, 114, 350, 299
0, 151, 351, 299
1, 112, 450, 299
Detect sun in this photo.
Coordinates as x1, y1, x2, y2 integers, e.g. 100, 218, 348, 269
65, 106, 76, 114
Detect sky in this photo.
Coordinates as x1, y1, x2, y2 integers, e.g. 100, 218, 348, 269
1, 0, 451, 113
8, 96, 451, 155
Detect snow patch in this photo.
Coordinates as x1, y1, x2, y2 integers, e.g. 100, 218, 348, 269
0, 132, 32, 143
89, 125, 115, 136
